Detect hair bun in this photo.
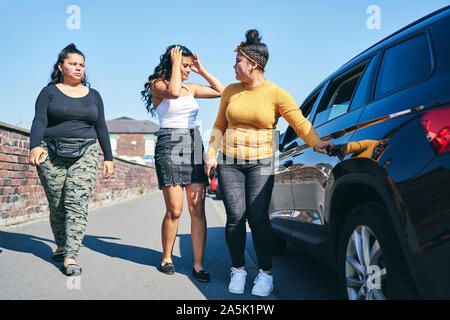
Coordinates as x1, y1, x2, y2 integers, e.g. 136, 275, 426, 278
245, 29, 262, 45
64, 43, 77, 50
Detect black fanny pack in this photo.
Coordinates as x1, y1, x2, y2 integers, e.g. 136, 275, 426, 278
46, 138, 96, 158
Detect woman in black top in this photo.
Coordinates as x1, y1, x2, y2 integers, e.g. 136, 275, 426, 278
29, 44, 114, 276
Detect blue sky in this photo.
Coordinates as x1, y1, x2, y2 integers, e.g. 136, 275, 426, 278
0, 0, 448, 141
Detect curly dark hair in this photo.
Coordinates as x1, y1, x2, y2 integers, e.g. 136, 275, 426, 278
141, 45, 194, 116
49, 43, 90, 87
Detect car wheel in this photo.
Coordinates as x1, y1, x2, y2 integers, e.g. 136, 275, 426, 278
337, 201, 416, 300
272, 231, 287, 255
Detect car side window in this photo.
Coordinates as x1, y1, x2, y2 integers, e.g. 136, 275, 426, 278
300, 90, 319, 120
313, 63, 367, 127
281, 89, 321, 149
375, 33, 432, 100
349, 55, 378, 111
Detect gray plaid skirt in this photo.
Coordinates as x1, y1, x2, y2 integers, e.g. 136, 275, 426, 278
154, 128, 209, 190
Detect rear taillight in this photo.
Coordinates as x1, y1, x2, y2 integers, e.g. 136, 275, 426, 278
421, 106, 450, 155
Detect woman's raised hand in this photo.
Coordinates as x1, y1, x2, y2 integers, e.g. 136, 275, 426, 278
191, 52, 204, 74
170, 46, 182, 66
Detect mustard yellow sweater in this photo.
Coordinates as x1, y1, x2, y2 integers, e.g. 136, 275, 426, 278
207, 80, 322, 160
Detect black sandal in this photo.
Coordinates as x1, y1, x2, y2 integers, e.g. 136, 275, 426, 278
158, 262, 175, 275
192, 268, 211, 282
60, 264, 82, 276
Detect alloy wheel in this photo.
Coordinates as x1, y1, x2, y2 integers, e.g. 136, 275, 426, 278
345, 225, 388, 300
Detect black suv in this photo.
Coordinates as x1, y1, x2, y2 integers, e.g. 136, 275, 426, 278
270, 6, 450, 299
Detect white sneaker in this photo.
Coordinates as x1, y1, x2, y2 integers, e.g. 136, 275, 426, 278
251, 269, 274, 297
228, 267, 247, 294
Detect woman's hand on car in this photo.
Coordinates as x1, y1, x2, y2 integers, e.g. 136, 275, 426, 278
314, 141, 334, 155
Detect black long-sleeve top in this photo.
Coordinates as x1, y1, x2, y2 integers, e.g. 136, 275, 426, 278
30, 84, 113, 161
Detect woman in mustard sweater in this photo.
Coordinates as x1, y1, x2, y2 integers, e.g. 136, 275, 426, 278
205, 30, 333, 296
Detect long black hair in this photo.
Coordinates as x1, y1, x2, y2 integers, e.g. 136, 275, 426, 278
141, 45, 195, 116
49, 43, 90, 87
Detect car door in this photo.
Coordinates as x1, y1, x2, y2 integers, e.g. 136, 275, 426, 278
289, 55, 381, 242
269, 87, 323, 237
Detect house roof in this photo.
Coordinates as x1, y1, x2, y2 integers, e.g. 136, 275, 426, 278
106, 118, 159, 133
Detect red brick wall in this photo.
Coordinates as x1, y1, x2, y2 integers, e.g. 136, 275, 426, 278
116, 133, 146, 156
0, 122, 158, 227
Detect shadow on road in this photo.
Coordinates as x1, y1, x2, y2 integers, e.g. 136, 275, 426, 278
177, 226, 338, 300
82, 235, 169, 273
0, 218, 337, 299
81, 228, 235, 299
0, 230, 59, 268
81, 228, 230, 281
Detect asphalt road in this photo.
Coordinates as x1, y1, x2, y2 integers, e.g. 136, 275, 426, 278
0, 192, 337, 300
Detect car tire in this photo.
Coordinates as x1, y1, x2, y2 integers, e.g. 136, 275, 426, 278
337, 201, 417, 300
272, 231, 287, 255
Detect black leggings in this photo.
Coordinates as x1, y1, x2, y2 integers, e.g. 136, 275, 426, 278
217, 154, 275, 271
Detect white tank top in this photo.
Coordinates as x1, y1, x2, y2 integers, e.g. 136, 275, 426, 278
156, 84, 199, 129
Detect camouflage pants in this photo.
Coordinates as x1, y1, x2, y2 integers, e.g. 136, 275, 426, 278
36, 140, 99, 260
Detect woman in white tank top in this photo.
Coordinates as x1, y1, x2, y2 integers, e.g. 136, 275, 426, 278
141, 45, 224, 282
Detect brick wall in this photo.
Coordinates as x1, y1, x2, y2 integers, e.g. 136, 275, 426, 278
116, 133, 147, 156
0, 122, 158, 227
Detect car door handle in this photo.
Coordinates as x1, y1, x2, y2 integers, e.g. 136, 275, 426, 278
283, 160, 293, 168
292, 152, 304, 158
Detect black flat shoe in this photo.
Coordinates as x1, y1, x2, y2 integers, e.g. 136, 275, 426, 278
159, 262, 175, 275
52, 249, 66, 262
60, 263, 82, 276
192, 268, 210, 282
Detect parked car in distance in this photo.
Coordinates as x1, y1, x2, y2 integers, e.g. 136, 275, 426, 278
208, 172, 223, 200
207, 174, 217, 194
269, 6, 450, 300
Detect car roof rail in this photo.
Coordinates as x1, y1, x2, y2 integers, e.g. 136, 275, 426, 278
299, 6, 450, 107
353, 5, 450, 62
